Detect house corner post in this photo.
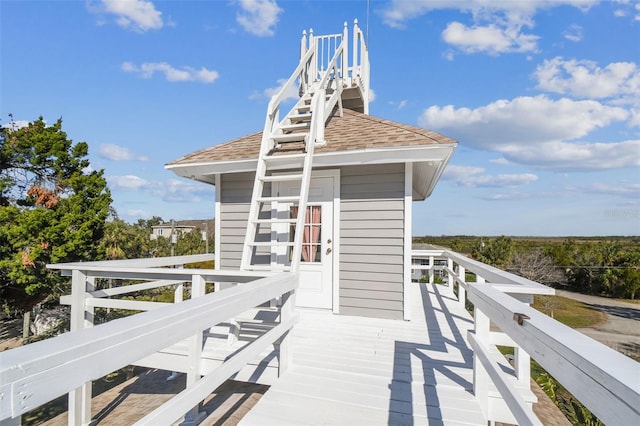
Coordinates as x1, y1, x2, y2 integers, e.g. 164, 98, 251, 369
68, 270, 93, 426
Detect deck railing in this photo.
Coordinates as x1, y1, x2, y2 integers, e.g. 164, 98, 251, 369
2, 251, 638, 425
0, 254, 297, 425
413, 249, 640, 425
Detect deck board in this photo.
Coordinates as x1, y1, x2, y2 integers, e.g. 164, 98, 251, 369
239, 283, 486, 425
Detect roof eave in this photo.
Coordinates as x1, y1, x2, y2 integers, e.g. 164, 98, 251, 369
166, 143, 457, 200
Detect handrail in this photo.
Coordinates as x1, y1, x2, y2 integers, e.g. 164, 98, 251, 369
469, 283, 640, 425
412, 249, 640, 424
0, 271, 297, 422
267, 46, 315, 118
47, 253, 214, 271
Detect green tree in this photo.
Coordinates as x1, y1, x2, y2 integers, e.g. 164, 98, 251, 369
0, 116, 111, 314
472, 236, 514, 269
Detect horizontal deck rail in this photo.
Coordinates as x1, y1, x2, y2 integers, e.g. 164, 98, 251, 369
1, 251, 637, 425
412, 248, 640, 425
1, 255, 297, 425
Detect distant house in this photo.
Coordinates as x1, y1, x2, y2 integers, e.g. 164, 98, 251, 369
150, 219, 215, 242
411, 243, 448, 282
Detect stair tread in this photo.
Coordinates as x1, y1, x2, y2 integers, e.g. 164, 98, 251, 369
257, 195, 301, 202
253, 218, 297, 224
272, 132, 307, 143
288, 113, 312, 122
248, 241, 295, 247
260, 174, 303, 182
281, 123, 310, 131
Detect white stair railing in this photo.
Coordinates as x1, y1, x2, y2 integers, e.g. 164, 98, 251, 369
241, 22, 356, 273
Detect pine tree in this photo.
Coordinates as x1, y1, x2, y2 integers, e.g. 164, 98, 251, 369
0, 116, 111, 314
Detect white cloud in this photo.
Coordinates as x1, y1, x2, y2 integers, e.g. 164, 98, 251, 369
613, 1, 640, 21
121, 62, 219, 83
107, 175, 213, 203
380, 0, 597, 28
250, 78, 299, 102
419, 95, 635, 171
389, 100, 408, 110
236, 0, 282, 37
99, 143, 148, 161
368, 88, 376, 103
108, 175, 150, 190
563, 24, 583, 42
380, 0, 597, 55
580, 182, 640, 197
97, 0, 163, 32
1, 119, 30, 129
443, 165, 538, 188
442, 21, 539, 55
161, 179, 211, 203
420, 95, 628, 146
502, 139, 640, 170
123, 208, 153, 219
533, 57, 640, 101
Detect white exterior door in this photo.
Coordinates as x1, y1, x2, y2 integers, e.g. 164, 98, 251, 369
274, 173, 335, 309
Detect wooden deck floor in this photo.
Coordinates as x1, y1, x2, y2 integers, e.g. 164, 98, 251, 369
239, 282, 486, 425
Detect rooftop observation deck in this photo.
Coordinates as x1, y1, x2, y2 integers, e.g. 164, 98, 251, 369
1, 250, 638, 425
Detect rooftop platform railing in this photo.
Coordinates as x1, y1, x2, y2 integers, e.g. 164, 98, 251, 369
0, 254, 297, 426
413, 249, 640, 425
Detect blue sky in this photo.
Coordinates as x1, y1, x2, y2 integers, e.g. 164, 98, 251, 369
2, 0, 639, 236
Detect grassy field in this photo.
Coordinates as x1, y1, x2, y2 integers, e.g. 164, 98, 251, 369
532, 295, 606, 328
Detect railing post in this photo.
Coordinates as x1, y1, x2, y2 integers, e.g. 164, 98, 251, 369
428, 256, 434, 284
276, 287, 294, 376
446, 257, 453, 289
300, 29, 308, 94
513, 292, 531, 389
183, 274, 207, 425
342, 21, 348, 81
352, 19, 359, 82
68, 270, 94, 426
473, 286, 491, 419
309, 28, 316, 82
457, 265, 466, 307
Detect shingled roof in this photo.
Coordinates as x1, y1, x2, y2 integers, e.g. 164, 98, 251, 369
167, 109, 456, 166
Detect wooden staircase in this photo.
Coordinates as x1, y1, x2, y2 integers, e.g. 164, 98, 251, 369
241, 21, 369, 274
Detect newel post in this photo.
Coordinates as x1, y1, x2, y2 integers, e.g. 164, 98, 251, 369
446, 257, 453, 289
300, 29, 308, 94
352, 19, 359, 79
309, 28, 316, 82
68, 269, 94, 426
342, 21, 348, 80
